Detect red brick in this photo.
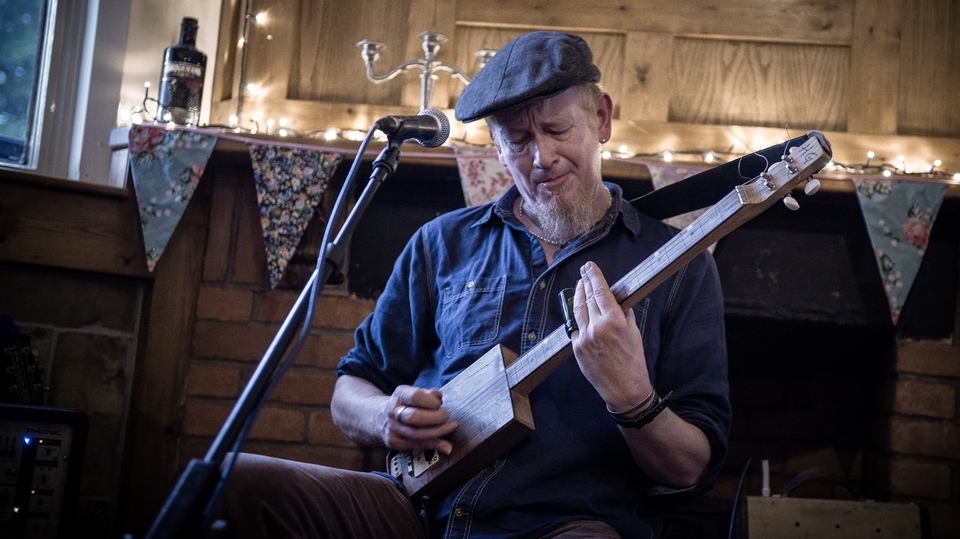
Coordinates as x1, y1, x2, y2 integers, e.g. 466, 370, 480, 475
186, 362, 242, 398
182, 399, 233, 437
887, 417, 960, 459
192, 321, 279, 361
897, 341, 960, 378
308, 409, 356, 448
893, 379, 956, 418
888, 459, 952, 498
270, 368, 336, 406
257, 291, 374, 331
292, 333, 325, 366
312, 295, 375, 330
249, 405, 307, 442
196, 286, 254, 322
314, 332, 356, 369
256, 289, 300, 323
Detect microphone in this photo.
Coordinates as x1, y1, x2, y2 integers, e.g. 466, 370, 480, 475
374, 109, 450, 148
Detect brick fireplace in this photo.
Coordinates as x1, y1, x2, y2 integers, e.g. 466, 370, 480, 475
166, 149, 959, 537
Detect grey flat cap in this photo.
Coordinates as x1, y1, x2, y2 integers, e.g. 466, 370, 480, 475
454, 31, 601, 123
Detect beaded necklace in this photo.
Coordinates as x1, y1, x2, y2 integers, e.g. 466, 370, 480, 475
517, 190, 612, 247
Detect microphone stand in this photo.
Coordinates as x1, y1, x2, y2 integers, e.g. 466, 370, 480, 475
137, 133, 406, 539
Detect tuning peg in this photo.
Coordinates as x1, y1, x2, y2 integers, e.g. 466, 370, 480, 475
783, 196, 800, 211
804, 178, 821, 195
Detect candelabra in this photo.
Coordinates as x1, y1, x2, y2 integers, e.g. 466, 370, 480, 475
358, 30, 496, 110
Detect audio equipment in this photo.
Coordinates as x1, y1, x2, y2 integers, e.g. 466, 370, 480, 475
0, 404, 87, 538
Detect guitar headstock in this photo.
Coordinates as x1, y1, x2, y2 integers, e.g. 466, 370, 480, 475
737, 131, 832, 209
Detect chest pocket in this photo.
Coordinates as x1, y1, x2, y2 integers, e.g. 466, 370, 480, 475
438, 275, 506, 358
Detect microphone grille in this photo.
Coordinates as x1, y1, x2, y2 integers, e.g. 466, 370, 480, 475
417, 108, 451, 148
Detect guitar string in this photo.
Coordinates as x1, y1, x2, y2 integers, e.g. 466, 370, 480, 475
503, 139, 823, 385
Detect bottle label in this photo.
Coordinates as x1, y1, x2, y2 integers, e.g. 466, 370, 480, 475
162, 61, 203, 80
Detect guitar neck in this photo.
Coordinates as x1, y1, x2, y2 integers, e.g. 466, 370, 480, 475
504, 188, 743, 393
504, 131, 830, 393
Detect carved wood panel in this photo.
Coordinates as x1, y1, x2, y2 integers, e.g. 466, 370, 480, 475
669, 38, 849, 131
210, 0, 960, 140
898, 0, 960, 137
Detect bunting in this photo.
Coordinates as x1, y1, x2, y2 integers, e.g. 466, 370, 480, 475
127, 125, 342, 287
853, 178, 948, 325
127, 125, 950, 320
128, 125, 217, 271
453, 147, 513, 206
248, 144, 343, 288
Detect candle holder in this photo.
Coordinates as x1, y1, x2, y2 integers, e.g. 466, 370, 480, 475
358, 30, 496, 110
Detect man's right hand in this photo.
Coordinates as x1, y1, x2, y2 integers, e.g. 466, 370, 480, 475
332, 375, 458, 455
380, 385, 458, 455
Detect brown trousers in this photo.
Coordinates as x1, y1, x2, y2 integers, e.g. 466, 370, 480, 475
213, 453, 623, 538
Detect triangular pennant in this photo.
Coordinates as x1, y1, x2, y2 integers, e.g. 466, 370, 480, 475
643, 160, 716, 252
453, 147, 513, 206
248, 144, 343, 288
129, 125, 217, 271
854, 178, 948, 325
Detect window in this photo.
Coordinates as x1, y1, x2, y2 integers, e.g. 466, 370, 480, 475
0, 1, 216, 185
0, 0, 51, 168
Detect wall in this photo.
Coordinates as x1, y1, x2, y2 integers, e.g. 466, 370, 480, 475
208, 0, 960, 172
878, 341, 960, 537
0, 170, 152, 537
0, 262, 144, 537
146, 144, 959, 538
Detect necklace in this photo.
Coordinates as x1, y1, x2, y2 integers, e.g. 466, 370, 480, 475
518, 201, 564, 245
517, 190, 613, 247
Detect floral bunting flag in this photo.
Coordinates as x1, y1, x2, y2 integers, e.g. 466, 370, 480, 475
854, 178, 948, 324
454, 147, 513, 206
644, 161, 716, 252
248, 144, 343, 288
128, 125, 217, 271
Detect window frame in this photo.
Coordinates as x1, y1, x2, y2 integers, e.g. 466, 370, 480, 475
2, 0, 132, 186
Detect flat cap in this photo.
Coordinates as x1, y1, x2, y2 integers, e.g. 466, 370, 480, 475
454, 31, 601, 123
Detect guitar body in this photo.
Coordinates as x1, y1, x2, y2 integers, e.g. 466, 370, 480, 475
390, 344, 534, 498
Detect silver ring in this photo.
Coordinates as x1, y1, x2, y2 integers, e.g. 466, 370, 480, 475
395, 405, 408, 422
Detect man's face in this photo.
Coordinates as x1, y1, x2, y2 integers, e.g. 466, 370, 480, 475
490, 87, 612, 240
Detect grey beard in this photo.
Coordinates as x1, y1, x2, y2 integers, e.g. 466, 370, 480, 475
530, 191, 598, 242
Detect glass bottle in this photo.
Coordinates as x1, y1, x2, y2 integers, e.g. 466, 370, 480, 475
156, 17, 206, 125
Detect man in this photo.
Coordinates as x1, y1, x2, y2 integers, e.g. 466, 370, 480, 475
217, 31, 730, 539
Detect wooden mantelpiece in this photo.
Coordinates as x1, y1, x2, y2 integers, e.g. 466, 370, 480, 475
111, 121, 960, 197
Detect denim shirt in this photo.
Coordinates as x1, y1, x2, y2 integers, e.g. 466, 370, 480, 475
338, 184, 731, 539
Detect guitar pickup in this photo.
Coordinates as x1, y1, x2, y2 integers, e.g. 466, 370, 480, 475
387, 448, 441, 479
387, 450, 412, 478
411, 448, 440, 477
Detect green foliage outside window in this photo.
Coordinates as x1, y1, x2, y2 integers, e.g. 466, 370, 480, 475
0, 0, 46, 165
